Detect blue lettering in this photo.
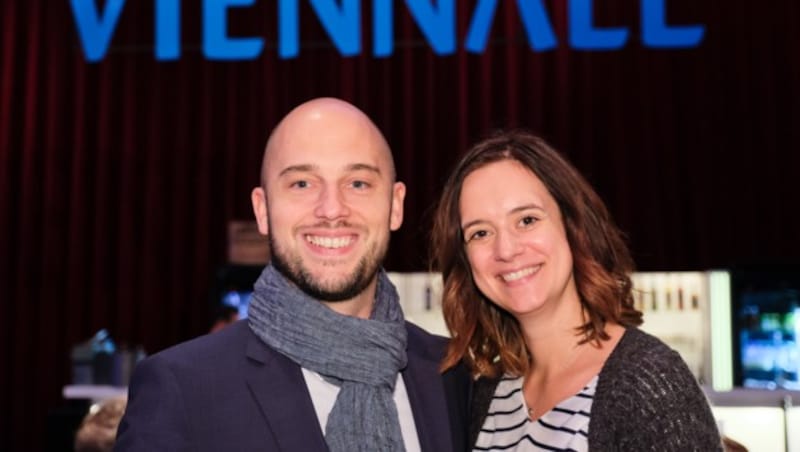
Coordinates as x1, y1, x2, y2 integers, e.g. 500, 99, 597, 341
373, 0, 462, 57
642, 0, 704, 48
69, 0, 126, 62
278, 0, 299, 58
569, 0, 628, 50
156, 0, 180, 60
406, 0, 455, 55
69, 0, 708, 61
279, 0, 360, 58
373, 0, 392, 57
464, 0, 497, 53
466, 0, 557, 53
516, 0, 557, 51
309, 0, 360, 56
203, 0, 263, 60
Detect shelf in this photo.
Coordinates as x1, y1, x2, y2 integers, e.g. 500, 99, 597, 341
62, 385, 128, 401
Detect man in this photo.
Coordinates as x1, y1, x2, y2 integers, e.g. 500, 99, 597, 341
115, 98, 469, 451
75, 397, 127, 452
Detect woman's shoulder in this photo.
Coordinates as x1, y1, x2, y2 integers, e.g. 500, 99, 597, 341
590, 328, 722, 450
595, 327, 705, 412
472, 375, 502, 405
604, 327, 687, 373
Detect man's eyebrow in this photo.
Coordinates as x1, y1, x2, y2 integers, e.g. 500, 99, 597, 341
346, 163, 382, 175
278, 164, 316, 177
277, 163, 382, 178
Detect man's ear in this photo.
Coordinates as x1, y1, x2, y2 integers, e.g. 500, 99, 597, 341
251, 187, 269, 235
389, 182, 405, 231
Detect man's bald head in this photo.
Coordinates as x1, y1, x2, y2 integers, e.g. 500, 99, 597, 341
249, 97, 406, 314
260, 98, 396, 188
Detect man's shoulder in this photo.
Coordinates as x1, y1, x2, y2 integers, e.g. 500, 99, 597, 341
404, 320, 448, 358
144, 320, 253, 369
404, 320, 447, 340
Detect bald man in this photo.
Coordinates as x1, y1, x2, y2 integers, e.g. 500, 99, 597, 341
116, 98, 470, 452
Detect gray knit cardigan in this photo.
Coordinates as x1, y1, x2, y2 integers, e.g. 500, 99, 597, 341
469, 328, 723, 451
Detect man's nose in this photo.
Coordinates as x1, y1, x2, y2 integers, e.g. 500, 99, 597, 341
314, 185, 350, 220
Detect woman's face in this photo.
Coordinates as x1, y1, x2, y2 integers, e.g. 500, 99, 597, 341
459, 159, 578, 318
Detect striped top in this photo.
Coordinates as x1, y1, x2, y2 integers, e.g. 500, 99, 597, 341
473, 375, 598, 451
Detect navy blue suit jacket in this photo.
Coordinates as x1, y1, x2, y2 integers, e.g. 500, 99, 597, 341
116, 320, 470, 451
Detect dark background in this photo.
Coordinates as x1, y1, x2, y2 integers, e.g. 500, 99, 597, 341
1, 0, 798, 450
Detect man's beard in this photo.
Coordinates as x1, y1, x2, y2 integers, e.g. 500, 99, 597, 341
268, 231, 387, 302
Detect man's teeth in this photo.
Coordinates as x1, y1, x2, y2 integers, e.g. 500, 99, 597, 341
501, 266, 538, 282
306, 235, 352, 249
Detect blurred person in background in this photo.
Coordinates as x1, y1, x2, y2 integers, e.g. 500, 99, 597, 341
208, 305, 240, 333
74, 397, 126, 452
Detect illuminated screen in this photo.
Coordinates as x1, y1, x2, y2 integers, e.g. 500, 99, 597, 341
733, 266, 800, 390
212, 265, 262, 320
221, 289, 253, 319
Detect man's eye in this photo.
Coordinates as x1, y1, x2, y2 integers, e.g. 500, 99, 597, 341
291, 180, 309, 188
351, 180, 370, 189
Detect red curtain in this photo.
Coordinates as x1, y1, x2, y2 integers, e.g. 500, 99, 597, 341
2, 1, 799, 450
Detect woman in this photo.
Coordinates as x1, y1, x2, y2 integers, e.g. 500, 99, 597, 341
432, 130, 721, 451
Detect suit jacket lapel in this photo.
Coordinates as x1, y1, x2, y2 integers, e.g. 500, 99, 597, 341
403, 344, 454, 452
244, 332, 329, 452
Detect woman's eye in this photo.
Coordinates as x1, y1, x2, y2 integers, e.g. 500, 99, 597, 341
520, 216, 537, 226
467, 230, 488, 242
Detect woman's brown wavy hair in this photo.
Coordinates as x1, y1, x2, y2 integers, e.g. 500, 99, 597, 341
433, 130, 643, 378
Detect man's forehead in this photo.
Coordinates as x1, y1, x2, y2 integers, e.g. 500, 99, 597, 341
275, 161, 384, 178
260, 99, 395, 184
266, 131, 390, 171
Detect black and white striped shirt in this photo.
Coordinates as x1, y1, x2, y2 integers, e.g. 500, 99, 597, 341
473, 375, 597, 451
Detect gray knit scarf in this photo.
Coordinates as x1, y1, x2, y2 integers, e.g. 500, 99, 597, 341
247, 264, 408, 452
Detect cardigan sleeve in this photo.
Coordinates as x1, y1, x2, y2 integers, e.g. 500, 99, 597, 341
468, 376, 500, 448
590, 329, 723, 451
